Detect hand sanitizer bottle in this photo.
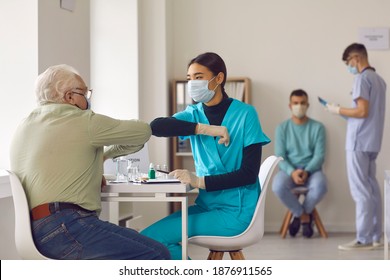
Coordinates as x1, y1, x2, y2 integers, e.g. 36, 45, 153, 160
148, 163, 156, 179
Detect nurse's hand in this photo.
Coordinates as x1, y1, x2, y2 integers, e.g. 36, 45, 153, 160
169, 169, 205, 189
325, 103, 340, 114
196, 123, 230, 146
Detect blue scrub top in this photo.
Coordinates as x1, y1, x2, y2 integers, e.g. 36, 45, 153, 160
173, 99, 270, 223
346, 69, 386, 152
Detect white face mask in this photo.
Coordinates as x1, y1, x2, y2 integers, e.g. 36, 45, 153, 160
291, 104, 307, 119
187, 76, 218, 103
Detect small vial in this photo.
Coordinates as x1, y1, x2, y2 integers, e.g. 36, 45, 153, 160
148, 163, 156, 179
155, 164, 161, 178
162, 164, 169, 179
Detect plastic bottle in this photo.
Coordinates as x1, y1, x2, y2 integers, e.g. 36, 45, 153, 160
155, 164, 161, 178
162, 164, 169, 179
148, 163, 156, 179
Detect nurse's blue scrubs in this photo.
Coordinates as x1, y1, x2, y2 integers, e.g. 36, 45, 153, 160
345, 69, 386, 244
141, 99, 270, 259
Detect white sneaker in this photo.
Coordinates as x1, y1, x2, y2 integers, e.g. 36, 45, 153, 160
373, 241, 383, 248
338, 240, 374, 251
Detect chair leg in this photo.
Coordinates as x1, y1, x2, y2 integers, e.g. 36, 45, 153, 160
207, 251, 224, 260
229, 251, 245, 260
312, 208, 328, 238
280, 211, 293, 238
280, 211, 289, 234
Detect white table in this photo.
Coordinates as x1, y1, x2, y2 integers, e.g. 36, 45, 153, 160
385, 171, 390, 260
101, 182, 191, 260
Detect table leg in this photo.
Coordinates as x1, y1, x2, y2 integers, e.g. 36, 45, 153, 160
181, 196, 188, 260
385, 177, 388, 260
101, 194, 189, 260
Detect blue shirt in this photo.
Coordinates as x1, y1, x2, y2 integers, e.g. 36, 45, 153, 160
173, 100, 270, 223
346, 68, 386, 152
275, 118, 326, 176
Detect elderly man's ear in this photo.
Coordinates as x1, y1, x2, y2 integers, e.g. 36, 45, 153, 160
63, 91, 76, 105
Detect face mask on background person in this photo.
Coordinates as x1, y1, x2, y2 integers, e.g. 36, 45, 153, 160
291, 104, 307, 119
347, 65, 359, 75
187, 76, 218, 103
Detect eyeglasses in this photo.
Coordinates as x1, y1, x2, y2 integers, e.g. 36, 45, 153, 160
72, 88, 93, 99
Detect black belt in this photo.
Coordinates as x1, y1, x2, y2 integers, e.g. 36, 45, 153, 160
31, 202, 94, 221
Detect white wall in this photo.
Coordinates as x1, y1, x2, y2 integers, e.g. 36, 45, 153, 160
0, 0, 90, 170
169, 0, 390, 231
38, 0, 90, 81
137, 0, 172, 226
0, 0, 38, 170
139, 0, 171, 165
90, 0, 138, 119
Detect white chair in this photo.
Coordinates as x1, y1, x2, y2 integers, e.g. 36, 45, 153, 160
188, 155, 283, 260
7, 170, 50, 259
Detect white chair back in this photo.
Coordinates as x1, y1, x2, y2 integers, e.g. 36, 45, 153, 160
242, 155, 282, 244
189, 155, 282, 252
7, 171, 49, 259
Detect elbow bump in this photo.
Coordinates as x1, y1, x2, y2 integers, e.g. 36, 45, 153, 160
145, 126, 152, 140
150, 119, 164, 136
150, 118, 159, 130
138, 122, 152, 141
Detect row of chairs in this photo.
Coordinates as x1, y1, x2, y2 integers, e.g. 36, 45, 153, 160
7, 155, 326, 260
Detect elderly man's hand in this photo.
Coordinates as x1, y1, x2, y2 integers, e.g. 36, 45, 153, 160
101, 176, 107, 191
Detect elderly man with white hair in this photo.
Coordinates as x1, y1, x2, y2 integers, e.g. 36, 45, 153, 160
10, 64, 170, 260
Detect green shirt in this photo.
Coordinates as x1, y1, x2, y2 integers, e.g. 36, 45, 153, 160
275, 118, 325, 176
10, 104, 151, 211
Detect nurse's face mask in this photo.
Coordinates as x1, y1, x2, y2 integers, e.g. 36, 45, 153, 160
187, 76, 218, 103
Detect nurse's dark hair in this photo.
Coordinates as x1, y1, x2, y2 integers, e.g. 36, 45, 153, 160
342, 43, 368, 61
188, 52, 228, 98
290, 89, 308, 100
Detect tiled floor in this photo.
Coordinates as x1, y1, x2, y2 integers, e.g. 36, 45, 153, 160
188, 232, 387, 260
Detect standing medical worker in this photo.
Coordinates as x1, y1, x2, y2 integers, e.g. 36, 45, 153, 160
141, 52, 270, 259
325, 43, 386, 250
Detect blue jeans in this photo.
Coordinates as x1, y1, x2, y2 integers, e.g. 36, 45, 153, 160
272, 170, 327, 217
31, 208, 170, 260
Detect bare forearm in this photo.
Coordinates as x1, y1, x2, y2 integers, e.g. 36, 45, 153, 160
339, 107, 368, 118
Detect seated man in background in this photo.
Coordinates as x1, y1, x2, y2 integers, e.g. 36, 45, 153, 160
272, 89, 327, 238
